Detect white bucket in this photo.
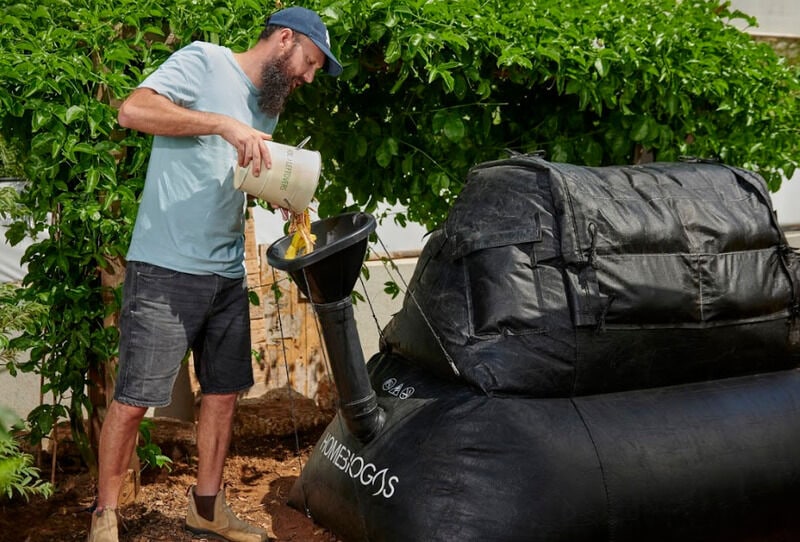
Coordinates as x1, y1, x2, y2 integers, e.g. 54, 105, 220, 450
233, 140, 321, 213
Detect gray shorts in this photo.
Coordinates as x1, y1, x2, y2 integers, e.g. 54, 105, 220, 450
114, 261, 253, 407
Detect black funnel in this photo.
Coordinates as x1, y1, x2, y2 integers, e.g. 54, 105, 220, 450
267, 212, 376, 304
267, 212, 385, 442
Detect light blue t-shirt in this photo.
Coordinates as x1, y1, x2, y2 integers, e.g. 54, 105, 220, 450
127, 42, 278, 278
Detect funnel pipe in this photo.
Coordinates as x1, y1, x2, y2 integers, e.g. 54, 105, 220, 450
267, 213, 385, 442
314, 297, 385, 442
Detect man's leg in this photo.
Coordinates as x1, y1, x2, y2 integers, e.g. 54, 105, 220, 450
186, 391, 267, 541
97, 400, 147, 510
184, 275, 266, 541
88, 400, 147, 541
99, 260, 191, 511
192, 274, 252, 497
195, 392, 237, 495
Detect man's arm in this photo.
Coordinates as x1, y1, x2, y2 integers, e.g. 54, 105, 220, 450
118, 87, 273, 175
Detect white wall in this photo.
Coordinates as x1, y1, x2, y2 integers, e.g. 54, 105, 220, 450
772, 172, 800, 227
728, 0, 800, 37
352, 258, 418, 359
0, 370, 41, 419
0, 227, 28, 284
0, 179, 32, 283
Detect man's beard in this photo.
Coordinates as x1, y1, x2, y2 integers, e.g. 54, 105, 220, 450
258, 49, 295, 117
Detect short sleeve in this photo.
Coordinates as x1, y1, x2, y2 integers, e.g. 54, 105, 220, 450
138, 42, 209, 108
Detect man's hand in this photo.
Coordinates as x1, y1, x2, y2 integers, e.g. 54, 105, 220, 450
220, 121, 273, 177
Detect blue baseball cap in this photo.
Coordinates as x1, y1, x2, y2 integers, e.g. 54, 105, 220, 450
267, 7, 343, 76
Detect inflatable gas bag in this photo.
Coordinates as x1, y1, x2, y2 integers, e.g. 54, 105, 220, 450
268, 156, 800, 542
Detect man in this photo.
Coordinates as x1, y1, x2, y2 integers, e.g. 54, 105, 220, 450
87, 7, 342, 542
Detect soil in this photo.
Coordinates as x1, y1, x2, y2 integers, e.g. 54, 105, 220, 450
0, 388, 342, 542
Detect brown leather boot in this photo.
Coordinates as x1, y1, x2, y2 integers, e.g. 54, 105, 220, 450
86, 508, 118, 542
185, 486, 268, 542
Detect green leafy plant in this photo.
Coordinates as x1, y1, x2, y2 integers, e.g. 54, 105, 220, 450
0, 286, 48, 479
1, 281, 52, 501
0, 418, 54, 502
383, 281, 401, 300
136, 419, 172, 473
0, 0, 266, 470
0, 0, 797, 473
289, 0, 799, 226
0, 411, 54, 503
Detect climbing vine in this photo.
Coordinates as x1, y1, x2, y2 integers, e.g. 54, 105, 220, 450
289, 0, 799, 225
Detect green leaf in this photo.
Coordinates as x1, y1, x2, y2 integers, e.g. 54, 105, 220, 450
375, 137, 399, 168
84, 169, 100, 192
630, 117, 650, 142
383, 280, 400, 299
385, 38, 400, 64
551, 140, 571, 163
71, 142, 96, 155
34, 408, 53, 436
65, 105, 85, 125
32, 109, 50, 131
594, 58, 606, 77
580, 138, 603, 166
443, 115, 465, 142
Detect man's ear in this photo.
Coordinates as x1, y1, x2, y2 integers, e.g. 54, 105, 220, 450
277, 28, 295, 50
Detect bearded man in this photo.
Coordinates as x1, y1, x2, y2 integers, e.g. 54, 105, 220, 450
87, 7, 342, 542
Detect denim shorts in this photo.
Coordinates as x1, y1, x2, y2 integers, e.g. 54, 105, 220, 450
114, 261, 253, 407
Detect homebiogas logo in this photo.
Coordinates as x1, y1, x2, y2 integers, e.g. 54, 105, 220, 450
320, 432, 398, 498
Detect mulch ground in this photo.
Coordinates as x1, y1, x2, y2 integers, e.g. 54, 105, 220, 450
0, 388, 342, 542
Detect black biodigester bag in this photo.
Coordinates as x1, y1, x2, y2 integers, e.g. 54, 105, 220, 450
289, 157, 800, 542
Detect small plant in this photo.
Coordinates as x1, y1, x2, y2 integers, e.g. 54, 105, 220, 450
1, 276, 53, 502
136, 419, 172, 473
0, 408, 53, 501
